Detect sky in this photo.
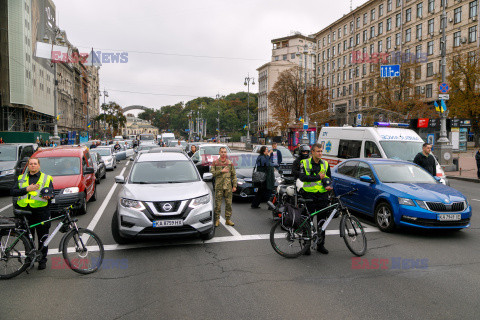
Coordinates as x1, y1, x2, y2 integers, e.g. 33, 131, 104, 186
54, 0, 369, 113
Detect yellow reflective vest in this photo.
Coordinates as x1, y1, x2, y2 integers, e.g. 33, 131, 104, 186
300, 158, 329, 193
17, 172, 53, 208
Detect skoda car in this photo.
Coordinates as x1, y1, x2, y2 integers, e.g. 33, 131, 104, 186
111, 152, 215, 243
331, 159, 472, 232
94, 146, 117, 170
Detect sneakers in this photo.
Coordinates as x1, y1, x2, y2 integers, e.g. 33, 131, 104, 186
225, 220, 235, 226
316, 244, 329, 254
38, 261, 47, 270
214, 220, 220, 227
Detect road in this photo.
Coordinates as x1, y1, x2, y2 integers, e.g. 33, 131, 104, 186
0, 160, 479, 320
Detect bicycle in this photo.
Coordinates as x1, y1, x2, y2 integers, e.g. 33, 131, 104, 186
270, 189, 367, 258
0, 204, 104, 279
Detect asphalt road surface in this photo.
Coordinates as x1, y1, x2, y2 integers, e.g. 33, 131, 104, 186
0, 161, 479, 320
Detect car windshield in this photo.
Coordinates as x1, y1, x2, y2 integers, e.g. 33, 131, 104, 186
373, 163, 436, 184
200, 145, 229, 155
276, 146, 293, 159
40, 157, 81, 176
130, 160, 198, 183
229, 154, 258, 168
379, 141, 423, 161
138, 145, 157, 151
95, 148, 112, 156
140, 134, 155, 141
0, 145, 17, 161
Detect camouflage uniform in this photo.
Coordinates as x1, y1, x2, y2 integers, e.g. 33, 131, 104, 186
210, 158, 237, 221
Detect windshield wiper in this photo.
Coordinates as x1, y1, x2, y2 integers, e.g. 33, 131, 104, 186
131, 181, 150, 184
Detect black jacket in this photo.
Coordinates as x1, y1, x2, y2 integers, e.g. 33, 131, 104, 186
476, 151, 480, 168
299, 158, 332, 183
413, 152, 437, 176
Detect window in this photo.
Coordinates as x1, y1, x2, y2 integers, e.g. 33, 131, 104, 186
426, 84, 433, 98
379, 4, 384, 16
406, 8, 412, 22
366, 141, 382, 159
396, 33, 401, 46
323, 37, 326, 46
283, 54, 287, 60
470, 1, 478, 19
363, 30, 368, 42
274, 56, 279, 61
454, 7, 462, 24
388, 0, 392, 12
378, 40, 383, 52
370, 44, 375, 54
417, 3, 423, 18
328, 34, 331, 44
338, 141, 362, 159
468, 50, 477, 64
397, 0, 402, 7
350, 21, 354, 32
427, 40, 434, 55
428, 18, 434, 34
427, 62, 433, 76
357, 17, 361, 28
333, 46, 336, 56
378, 22, 383, 35
469, 26, 477, 43
339, 28, 342, 38
337, 160, 359, 176
428, 0, 435, 13
291, 53, 296, 59
371, 26, 376, 38
364, 13, 368, 25
363, 64, 367, 75
416, 45, 422, 59
453, 31, 461, 47
405, 49, 411, 62
371, 9, 376, 21
415, 66, 422, 79
406, 28, 412, 42
344, 25, 348, 36
416, 24, 422, 39
387, 36, 392, 49
333, 31, 336, 41
396, 13, 402, 27
387, 18, 392, 31
350, 37, 354, 47
344, 40, 347, 50
356, 34, 360, 45
415, 86, 421, 96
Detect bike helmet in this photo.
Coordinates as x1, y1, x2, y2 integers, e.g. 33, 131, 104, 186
299, 145, 311, 159
321, 177, 332, 188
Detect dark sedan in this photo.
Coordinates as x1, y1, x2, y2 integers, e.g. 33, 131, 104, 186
90, 151, 107, 184
252, 144, 294, 176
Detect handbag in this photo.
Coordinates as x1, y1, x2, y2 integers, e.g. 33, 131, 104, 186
252, 158, 266, 183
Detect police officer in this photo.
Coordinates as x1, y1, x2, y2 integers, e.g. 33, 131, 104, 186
292, 145, 310, 180
11, 158, 54, 270
210, 147, 237, 227
299, 143, 332, 254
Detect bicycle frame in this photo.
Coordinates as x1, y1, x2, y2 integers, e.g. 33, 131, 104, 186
294, 202, 340, 233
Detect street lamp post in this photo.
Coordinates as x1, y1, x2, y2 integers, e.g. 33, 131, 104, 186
99, 89, 108, 140
301, 44, 309, 145
244, 75, 255, 145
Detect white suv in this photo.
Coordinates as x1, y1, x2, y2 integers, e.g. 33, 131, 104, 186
111, 152, 214, 243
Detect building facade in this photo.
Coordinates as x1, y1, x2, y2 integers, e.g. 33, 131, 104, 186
122, 115, 159, 137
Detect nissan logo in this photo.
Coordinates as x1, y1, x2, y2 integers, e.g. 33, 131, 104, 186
163, 203, 173, 211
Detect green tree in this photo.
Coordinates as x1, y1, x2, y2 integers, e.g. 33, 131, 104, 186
96, 102, 126, 137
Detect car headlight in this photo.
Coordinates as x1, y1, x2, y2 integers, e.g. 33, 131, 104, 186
0, 169, 15, 176
191, 194, 210, 207
63, 187, 79, 194
398, 197, 415, 206
120, 198, 145, 210
237, 179, 245, 186
415, 200, 429, 210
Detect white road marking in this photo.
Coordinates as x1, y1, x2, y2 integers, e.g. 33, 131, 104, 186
85, 163, 128, 232
471, 199, 480, 202
48, 227, 379, 255
219, 216, 242, 237
0, 203, 12, 213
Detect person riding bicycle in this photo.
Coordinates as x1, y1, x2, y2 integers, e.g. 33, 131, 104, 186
298, 143, 333, 254
292, 144, 310, 180
10, 157, 54, 270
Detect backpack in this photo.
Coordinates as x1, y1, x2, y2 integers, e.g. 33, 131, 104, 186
281, 203, 305, 229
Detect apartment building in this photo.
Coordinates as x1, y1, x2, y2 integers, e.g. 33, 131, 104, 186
257, 33, 315, 136
314, 0, 480, 124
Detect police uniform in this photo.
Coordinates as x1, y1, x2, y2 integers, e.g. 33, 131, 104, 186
11, 171, 54, 266
210, 158, 237, 223
299, 157, 332, 250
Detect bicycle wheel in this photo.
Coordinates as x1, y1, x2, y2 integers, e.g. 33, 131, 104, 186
341, 215, 367, 257
270, 221, 311, 258
0, 229, 32, 280
62, 228, 104, 274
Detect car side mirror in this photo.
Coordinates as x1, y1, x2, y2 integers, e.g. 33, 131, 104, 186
433, 176, 441, 182
115, 176, 125, 184
202, 172, 213, 181
84, 167, 95, 175
359, 175, 374, 183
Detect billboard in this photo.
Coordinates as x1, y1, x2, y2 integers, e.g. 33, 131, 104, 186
32, 0, 56, 71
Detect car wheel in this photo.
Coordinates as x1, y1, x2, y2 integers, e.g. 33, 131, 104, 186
102, 169, 106, 179
374, 202, 395, 232
200, 225, 215, 241
96, 176, 100, 185
90, 184, 97, 202
78, 194, 87, 215
111, 211, 130, 244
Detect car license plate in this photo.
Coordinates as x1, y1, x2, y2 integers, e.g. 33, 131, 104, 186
51, 199, 56, 203
437, 214, 461, 221
254, 188, 258, 192
282, 170, 291, 174
153, 220, 183, 227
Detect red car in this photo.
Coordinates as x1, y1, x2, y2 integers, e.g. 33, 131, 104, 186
29, 146, 97, 215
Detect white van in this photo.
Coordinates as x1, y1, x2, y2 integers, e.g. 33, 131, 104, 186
160, 133, 175, 145
317, 125, 448, 185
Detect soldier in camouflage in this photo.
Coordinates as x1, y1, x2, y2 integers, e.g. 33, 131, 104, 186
210, 147, 237, 226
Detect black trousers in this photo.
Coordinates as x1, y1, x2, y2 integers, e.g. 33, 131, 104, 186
22, 207, 51, 263
251, 182, 271, 208
302, 191, 330, 245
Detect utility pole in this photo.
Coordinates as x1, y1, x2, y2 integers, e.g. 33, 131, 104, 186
216, 94, 221, 142
244, 75, 255, 146
301, 44, 309, 145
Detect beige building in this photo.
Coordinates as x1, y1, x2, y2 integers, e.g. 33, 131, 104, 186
313, 0, 480, 124
257, 33, 315, 135
122, 115, 158, 137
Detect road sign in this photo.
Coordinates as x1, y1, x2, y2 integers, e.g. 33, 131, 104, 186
439, 94, 449, 100
439, 83, 449, 93
357, 113, 362, 126
380, 65, 400, 78
303, 122, 309, 130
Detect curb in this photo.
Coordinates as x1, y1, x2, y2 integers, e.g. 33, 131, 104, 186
446, 176, 480, 183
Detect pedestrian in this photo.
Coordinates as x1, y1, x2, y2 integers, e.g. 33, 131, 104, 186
0, 137, 4, 144
270, 142, 283, 170
298, 143, 333, 254
413, 143, 437, 176
210, 147, 237, 226
10, 157, 54, 270
292, 145, 311, 180
251, 146, 275, 209
187, 145, 197, 157
475, 148, 480, 179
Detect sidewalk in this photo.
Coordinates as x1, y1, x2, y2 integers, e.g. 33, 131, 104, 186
446, 149, 480, 183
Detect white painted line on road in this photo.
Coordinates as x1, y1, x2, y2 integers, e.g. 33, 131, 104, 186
219, 216, 242, 237
48, 227, 380, 255
85, 163, 128, 233
0, 203, 12, 213
471, 199, 480, 202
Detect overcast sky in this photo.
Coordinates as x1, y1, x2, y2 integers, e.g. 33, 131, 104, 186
54, 0, 368, 113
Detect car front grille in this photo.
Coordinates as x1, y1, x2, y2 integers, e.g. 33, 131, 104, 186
425, 201, 465, 212
139, 225, 197, 234
401, 217, 470, 227
54, 189, 63, 196
153, 201, 181, 213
